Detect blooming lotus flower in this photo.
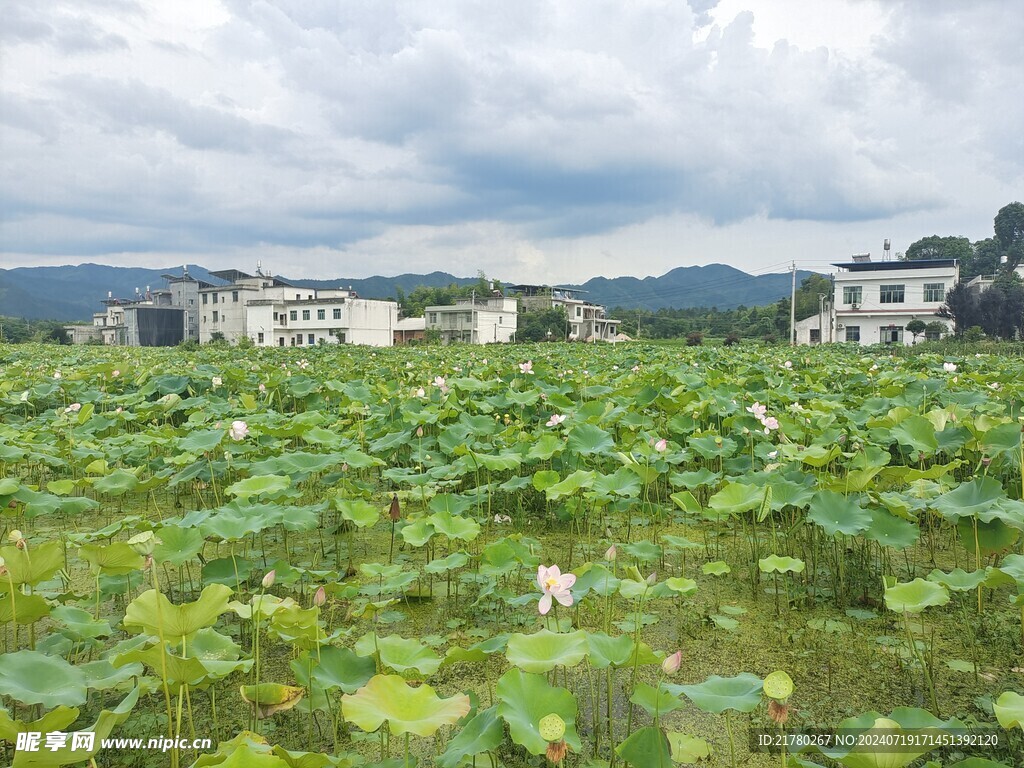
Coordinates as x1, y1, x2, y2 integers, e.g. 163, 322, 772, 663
64, 403, 81, 413
494, 514, 512, 524
537, 565, 576, 615
784, 361, 792, 369
53, 371, 62, 380
258, 383, 266, 393
433, 376, 449, 393
212, 376, 223, 387
229, 420, 249, 441
943, 362, 957, 373
654, 438, 668, 453
747, 402, 767, 420
546, 414, 566, 427
112, 369, 120, 378
519, 360, 534, 375
762, 417, 780, 434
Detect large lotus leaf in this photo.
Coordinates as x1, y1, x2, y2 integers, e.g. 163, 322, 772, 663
997, 553, 1024, 588
807, 491, 871, 537
436, 705, 503, 768
678, 673, 763, 714
400, 518, 436, 547
341, 675, 470, 737
354, 633, 442, 676
0, 705, 80, 744
833, 714, 955, 768
926, 568, 988, 592
993, 691, 1024, 730
225, 474, 292, 501
11, 686, 139, 768
883, 579, 949, 613
0, 590, 51, 624
567, 423, 615, 455
545, 470, 597, 500
956, 517, 1019, 556
201, 506, 279, 541
335, 499, 380, 528
758, 555, 805, 574
306, 646, 376, 694
79, 542, 144, 575
271, 745, 363, 768
708, 482, 764, 517
428, 510, 481, 542
980, 422, 1024, 458
584, 632, 634, 669
424, 551, 470, 574
495, 669, 581, 755
124, 583, 232, 641
0, 540, 64, 586
0, 651, 87, 707
689, 435, 737, 460
890, 416, 938, 455
79, 658, 144, 691
203, 556, 254, 587
630, 683, 683, 717
616, 725, 673, 767
153, 525, 205, 566
667, 732, 712, 764
114, 642, 209, 686
186, 628, 253, 681
702, 561, 730, 576
862, 509, 920, 551
177, 428, 226, 453
52, 606, 113, 640
505, 629, 587, 673
91, 469, 139, 497
931, 478, 1005, 521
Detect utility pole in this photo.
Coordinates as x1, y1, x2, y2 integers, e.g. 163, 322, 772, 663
789, 261, 797, 346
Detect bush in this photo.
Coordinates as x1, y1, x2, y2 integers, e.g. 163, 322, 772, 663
723, 333, 740, 346
686, 331, 704, 347
965, 326, 985, 342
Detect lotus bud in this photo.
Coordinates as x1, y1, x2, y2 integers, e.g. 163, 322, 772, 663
9, 530, 23, 544
605, 544, 617, 562
313, 586, 327, 607
389, 494, 401, 522
646, 571, 657, 585
128, 531, 158, 556
662, 650, 682, 675
416, 426, 424, 438
262, 570, 276, 589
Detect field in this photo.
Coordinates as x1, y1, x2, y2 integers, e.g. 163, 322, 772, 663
0, 341, 1022, 768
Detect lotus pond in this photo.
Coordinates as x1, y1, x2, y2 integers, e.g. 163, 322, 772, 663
0, 342, 1023, 768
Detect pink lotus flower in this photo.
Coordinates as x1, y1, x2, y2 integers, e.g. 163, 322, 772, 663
433, 376, 449, 393
258, 383, 266, 393
546, 414, 566, 427
229, 420, 249, 441
654, 438, 668, 453
746, 402, 767, 420
537, 565, 576, 615
519, 360, 534, 375
762, 417, 780, 433
53, 371, 62, 380
662, 650, 682, 675
605, 545, 617, 561
784, 361, 792, 369
112, 369, 120, 378
64, 403, 81, 413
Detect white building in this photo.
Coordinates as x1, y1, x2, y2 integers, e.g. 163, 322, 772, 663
198, 269, 397, 347
964, 264, 1024, 294
794, 300, 834, 345
507, 285, 622, 341
831, 257, 958, 345
425, 296, 518, 344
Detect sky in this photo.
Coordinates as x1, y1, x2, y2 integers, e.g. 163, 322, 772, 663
1, 0, 1021, 285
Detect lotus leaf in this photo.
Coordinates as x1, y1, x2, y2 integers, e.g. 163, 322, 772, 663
0, 650, 87, 707
124, 583, 232, 641
495, 669, 581, 755
240, 684, 305, 719
758, 555, 805, 574
678, 673, 763, 714
616, 725, 673, 767
354, 633, 442, 676
436, 706, 503, 768
505, 629, 587, 673
993, 690, 1024, 730
667, 732, 712, 764
341, 674, 470, 736
79, 542, 144, 575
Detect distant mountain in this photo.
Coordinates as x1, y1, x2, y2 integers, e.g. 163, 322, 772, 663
0, 262, 815, 320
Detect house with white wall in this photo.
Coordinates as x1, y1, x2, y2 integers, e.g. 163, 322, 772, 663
506, 285, 621, 341
425, 295, 518, 344
198, 269, 397, 347
831, 257, 958, 345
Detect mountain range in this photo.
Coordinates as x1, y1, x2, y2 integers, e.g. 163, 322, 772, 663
0, 263, 815, 321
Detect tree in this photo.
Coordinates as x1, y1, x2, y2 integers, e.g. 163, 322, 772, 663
905, 319, 926, 343
968, 238, 1003, 280
938, 283, 979, 336
904, 235, 973, 263
924, 321, 947, 340
517, 307, 568, 342
994, 201, 1024, 272
793, 274, 833, 321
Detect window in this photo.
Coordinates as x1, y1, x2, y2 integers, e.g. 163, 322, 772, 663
308, 334, 315, 345
232, 291, 239, 303
278, 337, 285, 347
296, 294, 301, 300
464, 312, 472, 322
576, 306, 582, 317
429, 313, 438, 324
212, 311, 219, 323
212, 293, 218, 304
845, 326, 860, 342
202, 294, 208, 305
338, 331, 346, 343
923, 283, 945, 302
333, 308, 341, 320
296, 335, 302, 345
203, 315, 207, 323
879, 284, 905, 303
843, 286, 862, 305
880, 325, 903, 344
499, 316, 503, 324
810, 329, 820, 343
273, 313, 278, 321
308, 294, 314, 300
189, 299, 194, 305
290, 310, 297, 321
302, 310, 310, 321
257, 332, 264, 344
317, 309, 325, 320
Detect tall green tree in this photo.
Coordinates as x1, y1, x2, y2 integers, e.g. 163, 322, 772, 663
994, 201, 1024, 272
904, 235, 973, 263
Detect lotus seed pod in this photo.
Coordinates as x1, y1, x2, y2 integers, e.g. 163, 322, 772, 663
763, 670, 794, 701
539, 713, 566, 742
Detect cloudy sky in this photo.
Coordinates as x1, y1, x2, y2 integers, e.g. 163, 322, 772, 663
2, 0, 1021, 284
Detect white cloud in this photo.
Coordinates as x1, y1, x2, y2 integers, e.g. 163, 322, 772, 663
1, 0, 1021, 286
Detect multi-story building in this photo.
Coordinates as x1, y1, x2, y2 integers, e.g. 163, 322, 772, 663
198, 268, 397, 347
507, 284, 621, 341
832, 256, 958, 345
424, 295, 518, 344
